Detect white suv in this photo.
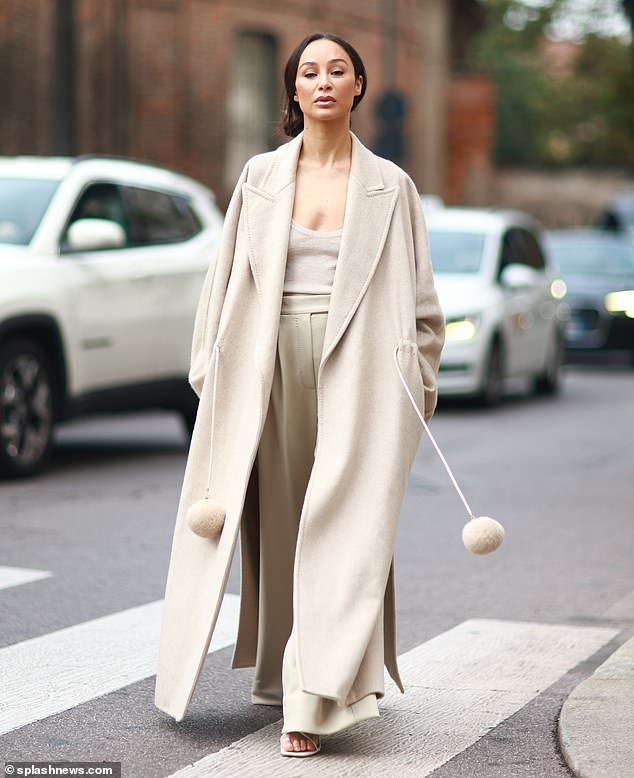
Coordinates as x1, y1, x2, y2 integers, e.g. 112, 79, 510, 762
0, 156, 224, 476
425, 208, 567, 404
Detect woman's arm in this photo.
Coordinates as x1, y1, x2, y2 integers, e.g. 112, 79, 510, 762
405, 175, 446, 421
189, 162, 250, 397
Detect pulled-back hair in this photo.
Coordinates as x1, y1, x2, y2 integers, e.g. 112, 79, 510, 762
281, 32, 367, 138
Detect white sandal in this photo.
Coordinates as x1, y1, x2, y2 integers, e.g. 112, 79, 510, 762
280, 731, 321, 757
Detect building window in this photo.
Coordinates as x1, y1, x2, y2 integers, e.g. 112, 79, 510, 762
225, 30, 278, 190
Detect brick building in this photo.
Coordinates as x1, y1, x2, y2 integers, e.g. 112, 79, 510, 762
1, 0, 493, 205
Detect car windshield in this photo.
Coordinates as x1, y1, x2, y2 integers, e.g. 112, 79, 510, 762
0, 178, 61, 245
427, 230, 486, 274
547, 237, 634, 276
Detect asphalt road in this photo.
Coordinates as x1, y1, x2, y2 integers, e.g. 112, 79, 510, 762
1, 363, 632, 777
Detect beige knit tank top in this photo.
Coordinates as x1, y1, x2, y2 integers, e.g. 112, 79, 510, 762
283, 220, 342, 294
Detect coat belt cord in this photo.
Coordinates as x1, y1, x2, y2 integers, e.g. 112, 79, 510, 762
204, 343, 221, 498
392, 345, 475, 520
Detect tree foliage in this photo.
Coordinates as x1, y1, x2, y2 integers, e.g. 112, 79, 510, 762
476, 0, 634, 168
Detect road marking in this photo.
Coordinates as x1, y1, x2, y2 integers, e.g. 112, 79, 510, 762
0, 566, 52, 591
0, 593, 239, 735
166, 619, 618, 778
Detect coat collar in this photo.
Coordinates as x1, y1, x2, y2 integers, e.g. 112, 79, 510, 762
243, 131, 399, 368
257, 131, 386, 195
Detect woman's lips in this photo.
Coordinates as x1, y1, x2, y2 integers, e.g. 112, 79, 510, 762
315, 97, 335, 104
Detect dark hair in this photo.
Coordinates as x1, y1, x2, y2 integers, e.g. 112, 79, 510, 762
281, 32, 367, 138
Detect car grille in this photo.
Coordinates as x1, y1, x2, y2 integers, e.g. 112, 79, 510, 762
569, 308, 600, 332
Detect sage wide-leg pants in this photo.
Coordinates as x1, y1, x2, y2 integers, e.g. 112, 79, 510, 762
252, 293, 380, 735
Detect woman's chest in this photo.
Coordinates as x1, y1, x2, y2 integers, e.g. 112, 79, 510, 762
292, 168, 349, 231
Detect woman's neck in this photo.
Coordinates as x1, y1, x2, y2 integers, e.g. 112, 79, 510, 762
299, 122, 352, 169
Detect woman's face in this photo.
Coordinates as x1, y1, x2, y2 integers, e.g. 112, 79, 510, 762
294, 39, 363, 127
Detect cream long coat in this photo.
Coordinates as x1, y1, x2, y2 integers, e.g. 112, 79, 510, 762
154, 132, 445, 722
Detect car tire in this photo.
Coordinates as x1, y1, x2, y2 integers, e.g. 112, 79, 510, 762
476, 339, 504, 407
534, 332, 563, 395
180, 401, 198, 438
0, 338, 55, 477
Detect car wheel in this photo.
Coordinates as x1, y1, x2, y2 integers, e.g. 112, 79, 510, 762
534, 332, 563, 395
0, 339, 55, 477
180, 401, 198, 438
477, 339, 504, 407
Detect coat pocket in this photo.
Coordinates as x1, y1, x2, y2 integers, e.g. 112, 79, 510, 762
394, 338, 426, 420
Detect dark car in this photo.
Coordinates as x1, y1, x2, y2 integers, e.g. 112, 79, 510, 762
545, 229, 634, 363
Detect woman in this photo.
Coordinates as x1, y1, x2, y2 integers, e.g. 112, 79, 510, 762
155, 32, 445, 758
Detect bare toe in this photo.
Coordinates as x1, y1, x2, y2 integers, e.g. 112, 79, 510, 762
281, 731, 320, 754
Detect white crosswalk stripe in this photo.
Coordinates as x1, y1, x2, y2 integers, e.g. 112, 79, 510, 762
0, 593, 239, 735
0, 565, 52, 590
165, 619, 618, 778
0, 575, 618, 778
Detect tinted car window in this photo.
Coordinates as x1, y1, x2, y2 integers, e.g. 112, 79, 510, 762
64, 183, 130, 248
517, 229, 546, 271
499, 228, 544, 277
124, 187, 201, 245
498, 228, 523, 277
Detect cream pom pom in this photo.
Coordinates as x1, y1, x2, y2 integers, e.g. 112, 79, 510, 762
186, 497, 226, 540
462, 516, 505, 555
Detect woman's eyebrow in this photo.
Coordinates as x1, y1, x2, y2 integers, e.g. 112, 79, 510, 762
299, 58, 348, 68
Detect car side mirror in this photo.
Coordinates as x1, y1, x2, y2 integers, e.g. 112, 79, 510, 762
64, 218, 126, 252
500, 263, 540, 289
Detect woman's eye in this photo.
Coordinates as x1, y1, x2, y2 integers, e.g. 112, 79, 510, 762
331, 70, 344, 76
304, 72, 317, 78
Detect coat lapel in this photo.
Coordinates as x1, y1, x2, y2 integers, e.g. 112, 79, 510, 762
320, 135, 398, 366
243, 132, 399, 368
243, 134, 302, 306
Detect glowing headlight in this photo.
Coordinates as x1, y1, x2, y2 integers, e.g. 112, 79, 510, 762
445, 316, 480, 342
604, 290, 634, 318
550, 279, 567, 300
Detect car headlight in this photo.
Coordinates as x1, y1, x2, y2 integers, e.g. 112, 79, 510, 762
445, 315, 481, 342
550, 279, 567, 300
604, 290, 634, 318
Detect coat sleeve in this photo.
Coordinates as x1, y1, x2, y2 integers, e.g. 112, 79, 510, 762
189, 161, 249, 398
405, 175, 446, 421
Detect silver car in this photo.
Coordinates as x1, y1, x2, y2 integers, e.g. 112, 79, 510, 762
425, 208, 567, 404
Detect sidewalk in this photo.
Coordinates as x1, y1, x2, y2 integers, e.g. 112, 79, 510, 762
559, 634, 634, 778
